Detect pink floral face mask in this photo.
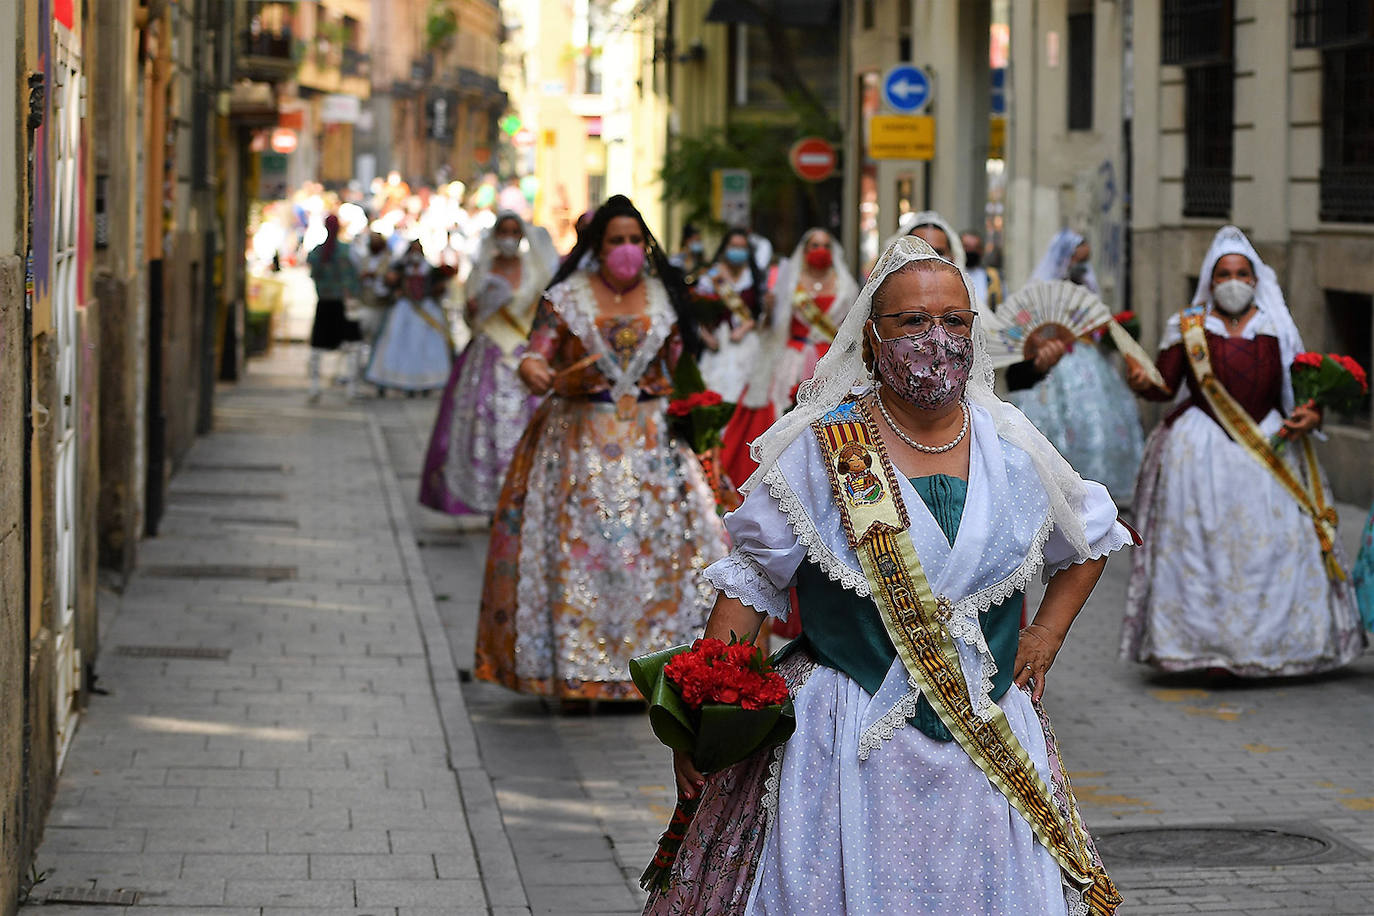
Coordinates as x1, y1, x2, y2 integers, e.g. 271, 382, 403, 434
872, 324, 974, 410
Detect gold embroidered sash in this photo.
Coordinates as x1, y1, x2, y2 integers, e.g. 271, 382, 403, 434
812, 405, 1122, 915
1179, 311, 1344, 580
410, 300, 455, 351
792, 288, 838, 343
716, 279, 754, 326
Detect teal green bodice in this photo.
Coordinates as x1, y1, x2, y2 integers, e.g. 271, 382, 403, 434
795, 474, 1023, 742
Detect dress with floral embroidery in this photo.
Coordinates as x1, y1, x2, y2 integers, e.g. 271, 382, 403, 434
474, 271, 729, 700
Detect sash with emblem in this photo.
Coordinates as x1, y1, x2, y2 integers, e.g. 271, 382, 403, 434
1178, 309, 1344, 580
715, 277, 755, 327
811, 401, 1122, 915
792, 288, 838, 343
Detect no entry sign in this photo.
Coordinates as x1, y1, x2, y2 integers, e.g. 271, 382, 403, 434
790, 137, 838, 183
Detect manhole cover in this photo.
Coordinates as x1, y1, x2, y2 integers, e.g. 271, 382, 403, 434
141, 564, 296, 581
115, 646, 231, 660
1095, 823, 1364, 868
42, 886, 140, 905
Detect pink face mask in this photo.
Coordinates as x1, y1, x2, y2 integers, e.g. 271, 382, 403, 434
873, 324, 974, 410
605, 243, 646, 284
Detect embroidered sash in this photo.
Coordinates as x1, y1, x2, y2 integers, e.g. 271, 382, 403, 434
811, 405, 1122, 915
411, 300, 454, 351
1179, 310, 1344, 581
792, 288, 838, 342
715, 276, 754, 326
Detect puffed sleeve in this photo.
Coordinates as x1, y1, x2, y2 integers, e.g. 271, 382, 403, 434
1042, 478, 1137, 577
703, 483, 807, 621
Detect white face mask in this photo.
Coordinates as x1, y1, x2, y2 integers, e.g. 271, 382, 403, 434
495, 237, 520, 258
1212, 279, 1255, 315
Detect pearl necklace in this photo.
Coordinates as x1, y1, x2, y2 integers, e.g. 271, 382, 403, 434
875, 389, 969, 454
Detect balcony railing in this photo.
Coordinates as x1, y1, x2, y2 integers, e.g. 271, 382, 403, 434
1183, 167, 1232, 219
1320, 166, 1374, 224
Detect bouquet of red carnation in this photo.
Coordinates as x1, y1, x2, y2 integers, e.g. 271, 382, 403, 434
668, 353, 736, 454
1272, 352, 1369, 451
630, 637, 796, 891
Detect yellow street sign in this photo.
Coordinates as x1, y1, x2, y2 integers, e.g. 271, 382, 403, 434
989, 116, 1006, 160
868, 115, 935, 161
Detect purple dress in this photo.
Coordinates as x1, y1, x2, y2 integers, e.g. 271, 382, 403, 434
420, 260, 546, 515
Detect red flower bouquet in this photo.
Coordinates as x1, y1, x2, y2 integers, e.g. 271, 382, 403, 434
1100, 310, 1140, 351
630, 637, 796, 891
1272, 352, 1370, 451
669, 353, 742, 512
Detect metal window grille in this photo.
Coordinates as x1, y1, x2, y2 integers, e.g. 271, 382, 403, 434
1183, 62, 1234, 218
1295, 0, 1373, 49
1067, 12, 1094, 131
1161, 0, 1233, 65
1320, 43, 1374, 222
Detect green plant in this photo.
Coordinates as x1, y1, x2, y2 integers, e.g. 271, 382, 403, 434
659, 119, 839, 231
425, 1, 459, 50
17, 863, 52, 905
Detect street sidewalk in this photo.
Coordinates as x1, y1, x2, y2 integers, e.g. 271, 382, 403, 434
24, 346, 525, 915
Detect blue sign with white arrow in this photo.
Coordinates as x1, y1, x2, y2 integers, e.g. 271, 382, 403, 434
883, 64, 931, 113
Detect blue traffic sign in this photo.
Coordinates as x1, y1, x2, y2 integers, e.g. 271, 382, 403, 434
883, 65, 931, 113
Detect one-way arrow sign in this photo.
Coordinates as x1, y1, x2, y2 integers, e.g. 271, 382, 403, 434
883, 64, 931, 113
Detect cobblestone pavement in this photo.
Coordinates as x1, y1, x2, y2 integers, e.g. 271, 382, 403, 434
24, 345, 1374, 916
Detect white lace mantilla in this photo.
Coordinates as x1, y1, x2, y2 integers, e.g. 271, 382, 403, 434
549, 272, 674, 402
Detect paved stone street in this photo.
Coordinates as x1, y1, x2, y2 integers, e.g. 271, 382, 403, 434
25, 344, 1374, 915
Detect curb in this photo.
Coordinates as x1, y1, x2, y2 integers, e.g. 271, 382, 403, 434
366, 414, 531, 915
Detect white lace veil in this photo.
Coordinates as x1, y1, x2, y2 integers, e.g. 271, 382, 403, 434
741, 235, 1092, 554
1030, 228, 1099, 294
465, 210, 559, 321
738, 229, 861, 410
1177, 225, 1303, 414
768, 228, 860, 334
880, 210, 966, 271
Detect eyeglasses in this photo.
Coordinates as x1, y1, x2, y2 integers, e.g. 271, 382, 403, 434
872, 309, 977, 339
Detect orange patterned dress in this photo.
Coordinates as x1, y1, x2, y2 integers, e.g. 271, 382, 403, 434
474, 272, 729, 700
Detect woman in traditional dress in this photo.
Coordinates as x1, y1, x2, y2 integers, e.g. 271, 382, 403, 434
306, 214, 364, 402
1004, 229, 1144, 502
474, 195, 729, 702
1121, 225, 1365, 676
695, 228, 767, 403
720, 228, 859, 488
646, 236, 1131, 916
364, 239, 454, 394
419, 212, 558, 516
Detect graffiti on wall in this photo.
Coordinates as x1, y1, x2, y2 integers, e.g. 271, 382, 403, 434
1072, 158, 1125, 307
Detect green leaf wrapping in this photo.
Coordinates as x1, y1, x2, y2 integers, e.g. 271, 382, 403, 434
630, 644, 796, 773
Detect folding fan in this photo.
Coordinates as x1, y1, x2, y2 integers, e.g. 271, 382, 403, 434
983, 280, 1165, 387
